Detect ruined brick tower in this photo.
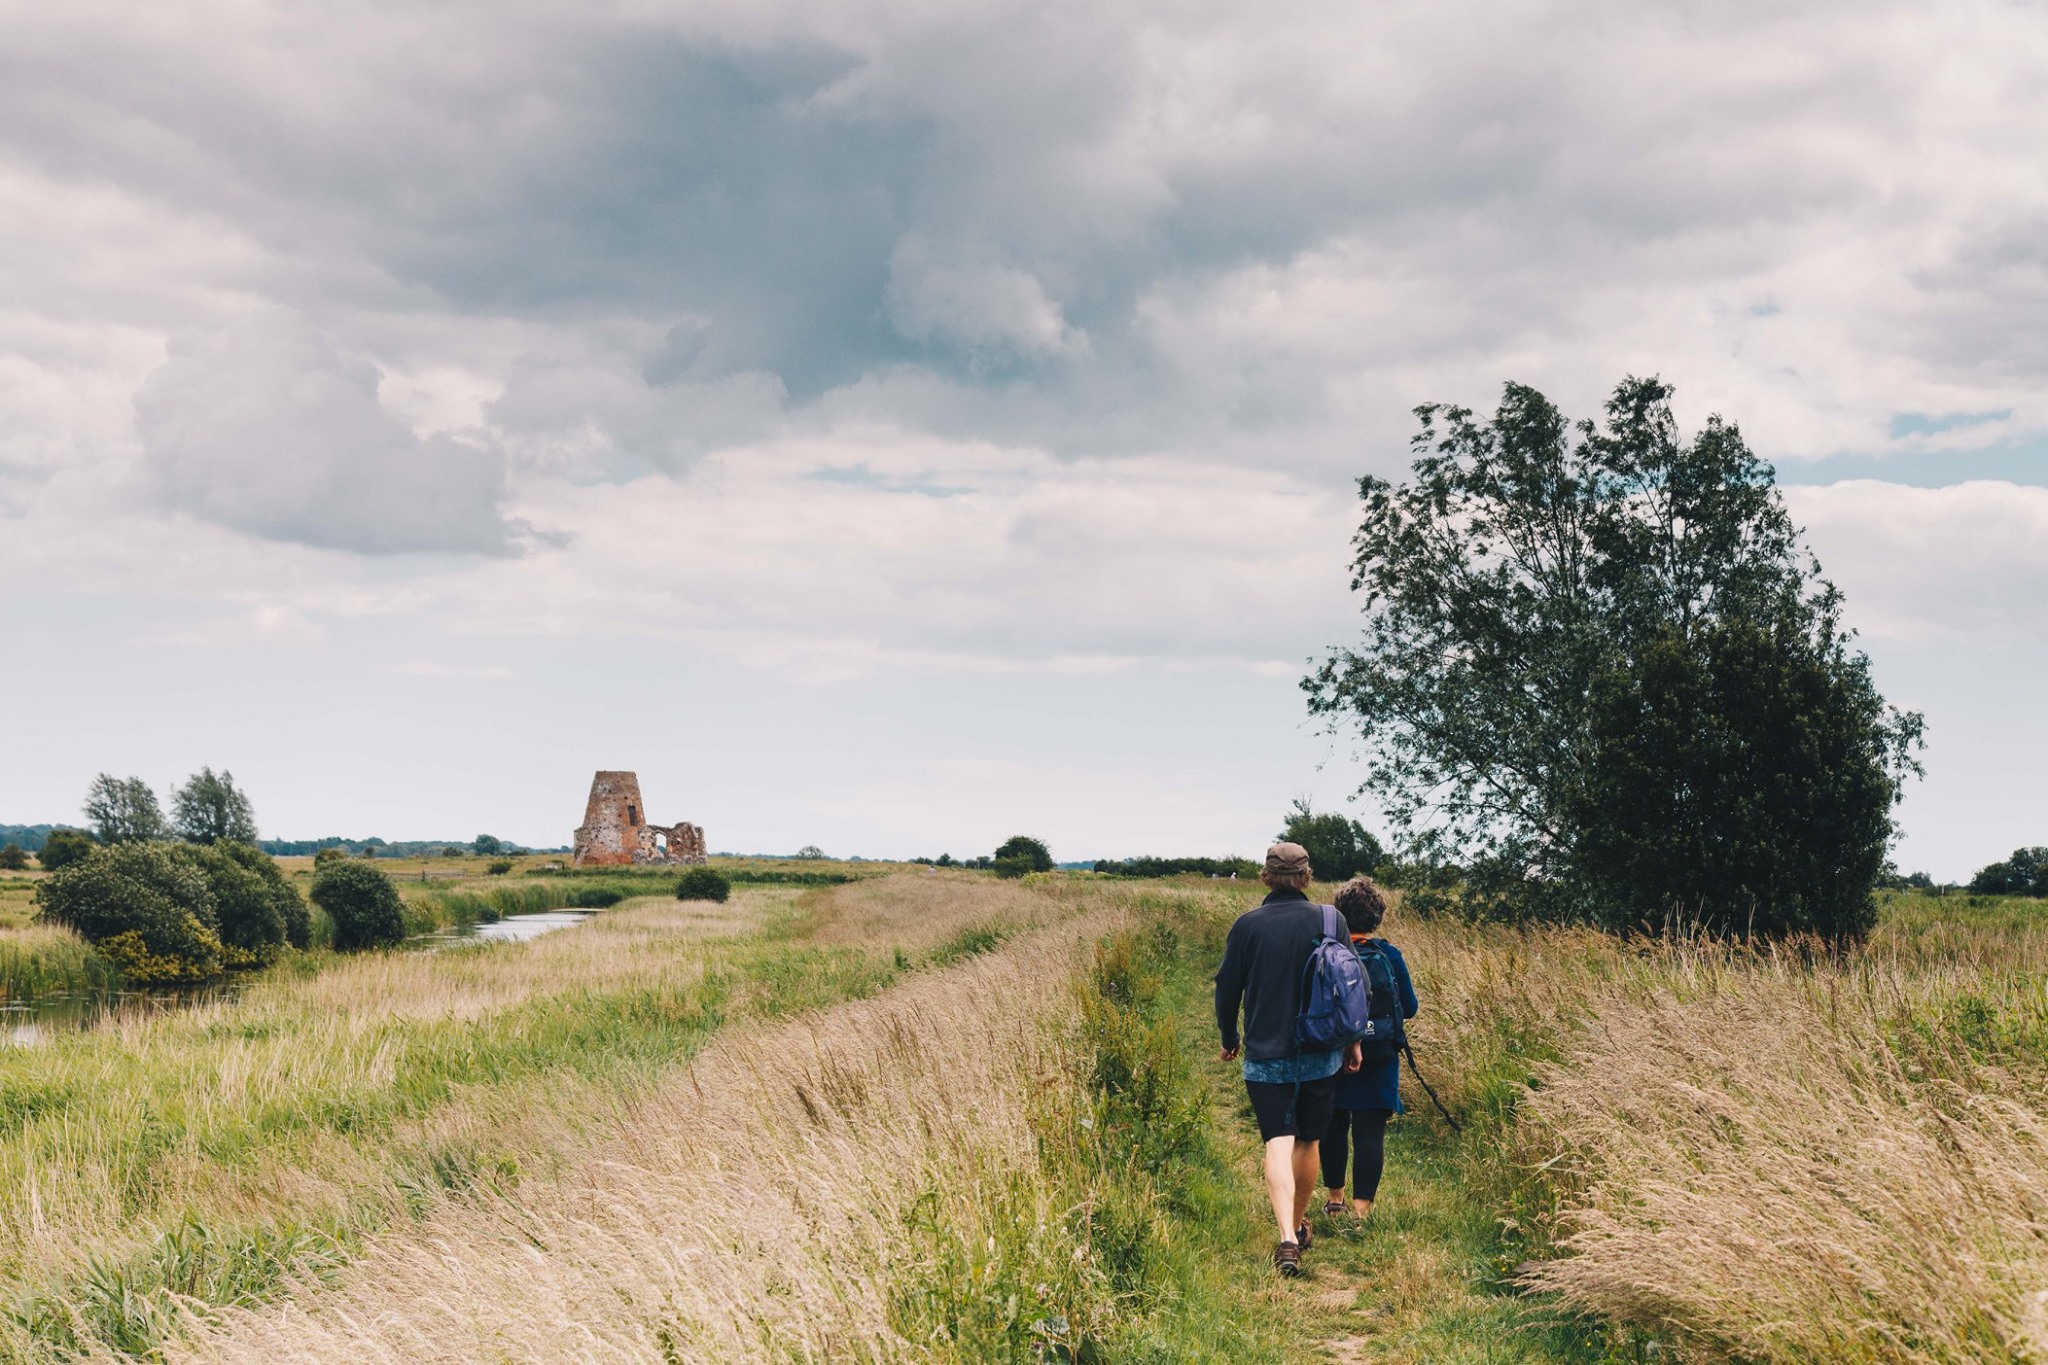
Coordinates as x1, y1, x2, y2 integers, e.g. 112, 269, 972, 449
572, 771, 707, 867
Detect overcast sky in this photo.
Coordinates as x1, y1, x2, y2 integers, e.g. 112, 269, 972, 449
2, 0, 2043, 877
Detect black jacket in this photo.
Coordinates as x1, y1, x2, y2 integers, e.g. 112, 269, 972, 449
1213, 888, 1329, 1062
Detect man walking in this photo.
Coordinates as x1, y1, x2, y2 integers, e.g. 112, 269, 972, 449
1215, 842, 1361, 1276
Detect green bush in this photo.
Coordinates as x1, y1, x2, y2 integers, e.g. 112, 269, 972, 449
313, 847, 346, 866
33, 842, 224, 984
566, 886, 627, 909
674, 868, 731, 903
310, 861, 407, 952
185, 842, 309, 963
36, 830, 95, 872
485, 859, 514, 876
0, 843, 26, 871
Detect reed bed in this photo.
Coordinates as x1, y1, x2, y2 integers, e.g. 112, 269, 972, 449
400, 877, 651, 932
0, 924, 118, 1000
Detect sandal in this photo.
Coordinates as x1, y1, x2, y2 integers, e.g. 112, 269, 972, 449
1273, 1239, 1302, 1277
1323, 1198, 1347, 1218
1294, 1220, 1313, 1253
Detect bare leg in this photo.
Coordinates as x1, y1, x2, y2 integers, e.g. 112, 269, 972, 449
1290, 1140, 1320, 1234
1262, 1136, 1298, 1241
1353, 1197, 1374, 1218
1327, 1185, 1348, 1211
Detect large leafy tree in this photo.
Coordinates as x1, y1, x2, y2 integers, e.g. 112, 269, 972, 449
1306, 377, 1922, 940
172, 767, 259, 845
83, 774, 169, 844
1569, 616, 1916, 940
992, 835, 1053, 878
1277, 798, 1384, 881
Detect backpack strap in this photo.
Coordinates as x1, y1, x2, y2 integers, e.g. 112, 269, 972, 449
1319, 904, 1343, 942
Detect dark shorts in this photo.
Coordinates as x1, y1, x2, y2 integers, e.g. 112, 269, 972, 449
1244, 1072, 1338, 1144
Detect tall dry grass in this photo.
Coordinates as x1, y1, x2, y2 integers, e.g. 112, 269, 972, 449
0, 873, 1102, 1361
130, 915, 1121, 1364
1519, 978, 2048, 1362
1385, 892, 2048, 1363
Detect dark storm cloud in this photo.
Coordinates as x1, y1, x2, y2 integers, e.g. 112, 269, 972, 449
1, 0, 2043, 553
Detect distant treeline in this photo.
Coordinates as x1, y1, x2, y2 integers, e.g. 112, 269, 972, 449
258, 837, 568, 857
524, 864, 860, 888
1091, 856, 1260, 879
723, 868, 858, 886
0, 824, 80, 854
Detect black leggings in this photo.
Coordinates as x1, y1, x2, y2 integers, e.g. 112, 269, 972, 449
1320, 1106, 1392, 1201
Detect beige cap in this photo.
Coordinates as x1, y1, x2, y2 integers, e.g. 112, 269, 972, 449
1264, 842, 1310, 876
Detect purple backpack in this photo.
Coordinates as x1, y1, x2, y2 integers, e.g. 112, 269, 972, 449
1297, 904, 1374, 1051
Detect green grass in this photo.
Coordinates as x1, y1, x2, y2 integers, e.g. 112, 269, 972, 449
0, 926, 120, 1001
8, 873, 2037, 1361
0, 877, 39, 933
0, 891, 916, 1361
1053, 887, 1638, 1364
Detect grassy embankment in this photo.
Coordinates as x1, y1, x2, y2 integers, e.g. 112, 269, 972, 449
7, 871, 2047, 1362
0, 869, 1041, 1360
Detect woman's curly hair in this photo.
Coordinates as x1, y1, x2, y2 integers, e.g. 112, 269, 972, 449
1333, 875, 1388, 936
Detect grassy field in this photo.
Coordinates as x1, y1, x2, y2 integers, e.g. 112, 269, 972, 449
1, 870, 2043, 1361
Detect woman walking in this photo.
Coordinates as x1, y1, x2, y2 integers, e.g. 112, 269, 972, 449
1321, 875, 1417, 1221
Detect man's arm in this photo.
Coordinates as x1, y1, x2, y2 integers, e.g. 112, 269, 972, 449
1214, 921, 1247, 1059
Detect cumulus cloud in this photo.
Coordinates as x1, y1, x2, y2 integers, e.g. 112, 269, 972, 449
885, 235, 1089, 364
459, 434, 1357, 676
1789, 480, 2048, 644
135, 315, 524, 554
